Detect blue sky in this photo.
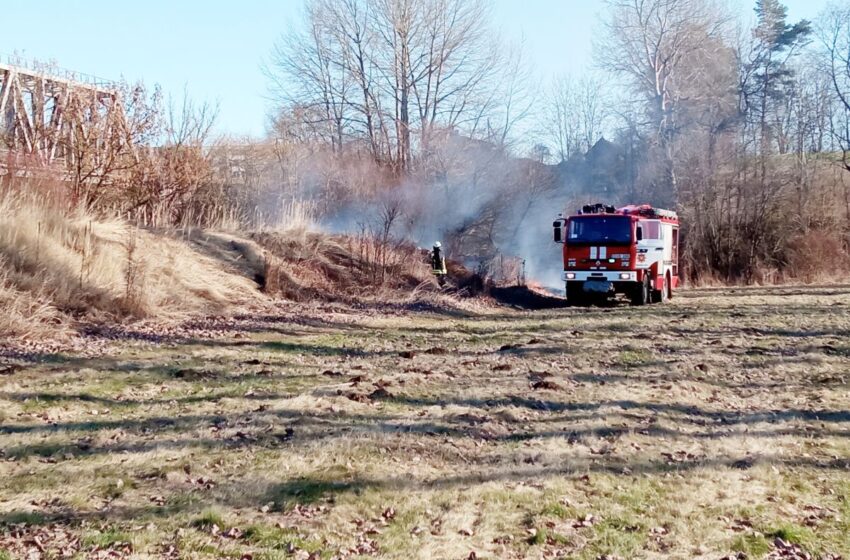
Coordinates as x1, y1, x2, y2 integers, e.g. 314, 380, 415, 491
0, 0, 833, 137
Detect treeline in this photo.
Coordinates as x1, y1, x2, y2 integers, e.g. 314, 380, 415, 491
592, 0, 850, 282
266, 0, 527, 171
259, 0, 850, 284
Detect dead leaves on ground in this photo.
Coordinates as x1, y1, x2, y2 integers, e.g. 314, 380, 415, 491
5, 288, 850, 559
764, 537, 843, 560
342, 376, 395, 403
528, 371, 562, 391
571, 513, 599, 529
0, 363, 22, 376
530, 379, 561, 390
185, 503, 387, 559
0, 524, 133, 560
661, 449, 703, 464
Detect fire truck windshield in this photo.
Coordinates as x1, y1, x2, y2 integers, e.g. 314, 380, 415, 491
568, 216, 632, 245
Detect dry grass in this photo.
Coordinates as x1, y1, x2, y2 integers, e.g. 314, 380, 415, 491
0, 189, 261, 340
270, 199, 317, 232
253, 229, 436, 302
0, 285, 848, 559
0, 265, 68, 340
0, 188, 453, 343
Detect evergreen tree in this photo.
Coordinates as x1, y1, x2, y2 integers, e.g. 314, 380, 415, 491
742, 0, 812, 156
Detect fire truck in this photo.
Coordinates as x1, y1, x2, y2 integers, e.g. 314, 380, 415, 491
553, 203, 680, 305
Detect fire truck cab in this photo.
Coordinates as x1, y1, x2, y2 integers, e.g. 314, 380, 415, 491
553, 203, 680, 305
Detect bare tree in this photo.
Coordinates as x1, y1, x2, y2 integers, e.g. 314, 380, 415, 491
597, 0, 730, 202
543, 74, 607, 162
371, 0, 417, 169
267, 0, 506, 171
484, 43, 535, 149
65, 82, 161, 209
407, 0, 501, 144
125, 91, 219, 226
267, 2, 353, 153
818, 1, 850, 172
316, 0, 384, 159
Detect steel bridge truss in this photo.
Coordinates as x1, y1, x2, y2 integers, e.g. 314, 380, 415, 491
0, 61, 130, 170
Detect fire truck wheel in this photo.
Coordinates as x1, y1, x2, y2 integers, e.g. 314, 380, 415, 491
631, 275, 650, 306
650, 274, 667, 303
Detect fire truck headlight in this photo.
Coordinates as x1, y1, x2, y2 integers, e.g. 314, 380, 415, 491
565, 273, 576, 280
619, 273, 631, 280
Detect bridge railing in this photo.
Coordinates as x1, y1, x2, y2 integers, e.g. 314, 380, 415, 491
0, 51, 117, 90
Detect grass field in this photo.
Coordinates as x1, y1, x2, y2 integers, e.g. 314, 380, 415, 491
1, 285, 849, 559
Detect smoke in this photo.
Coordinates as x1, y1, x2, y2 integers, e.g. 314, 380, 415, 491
249, 134, 590, 291
510, 191, 570, 291
330, 156, 571, 291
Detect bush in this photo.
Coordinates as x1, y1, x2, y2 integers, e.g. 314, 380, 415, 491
786, 230, 850, 282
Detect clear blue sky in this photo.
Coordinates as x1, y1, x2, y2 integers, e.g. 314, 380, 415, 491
0, 0, 832, 137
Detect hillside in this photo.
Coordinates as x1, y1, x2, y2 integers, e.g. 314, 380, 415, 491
0, 192, 459, 349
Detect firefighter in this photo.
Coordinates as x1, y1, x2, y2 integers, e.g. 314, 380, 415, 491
430, 242, 448, 285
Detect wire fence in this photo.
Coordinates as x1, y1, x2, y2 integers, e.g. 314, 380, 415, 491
0, 51, 116, 89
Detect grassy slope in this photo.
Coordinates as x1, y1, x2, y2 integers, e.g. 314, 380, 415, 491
0, 191, 436, 343
0, 285, 848, 559
0, 192, 262, 340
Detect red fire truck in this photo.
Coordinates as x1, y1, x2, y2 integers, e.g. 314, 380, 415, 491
553, 203, 680, 305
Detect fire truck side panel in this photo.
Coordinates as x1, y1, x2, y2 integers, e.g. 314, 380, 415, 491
636, 219, 663, 291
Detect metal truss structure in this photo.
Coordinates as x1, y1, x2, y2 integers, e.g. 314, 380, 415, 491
0, 55, 128, 173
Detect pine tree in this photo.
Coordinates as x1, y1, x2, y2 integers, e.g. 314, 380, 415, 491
742, 0, 811, 162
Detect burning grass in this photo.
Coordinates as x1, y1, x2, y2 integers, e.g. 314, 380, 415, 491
0, 285, 848, 558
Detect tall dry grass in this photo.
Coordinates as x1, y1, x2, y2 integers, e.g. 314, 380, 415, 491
270, 199, 316, 232
0, 168, 457, 342
0, 186, 262, 340
254, 229, 434, 302
0, 261, 68, 340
